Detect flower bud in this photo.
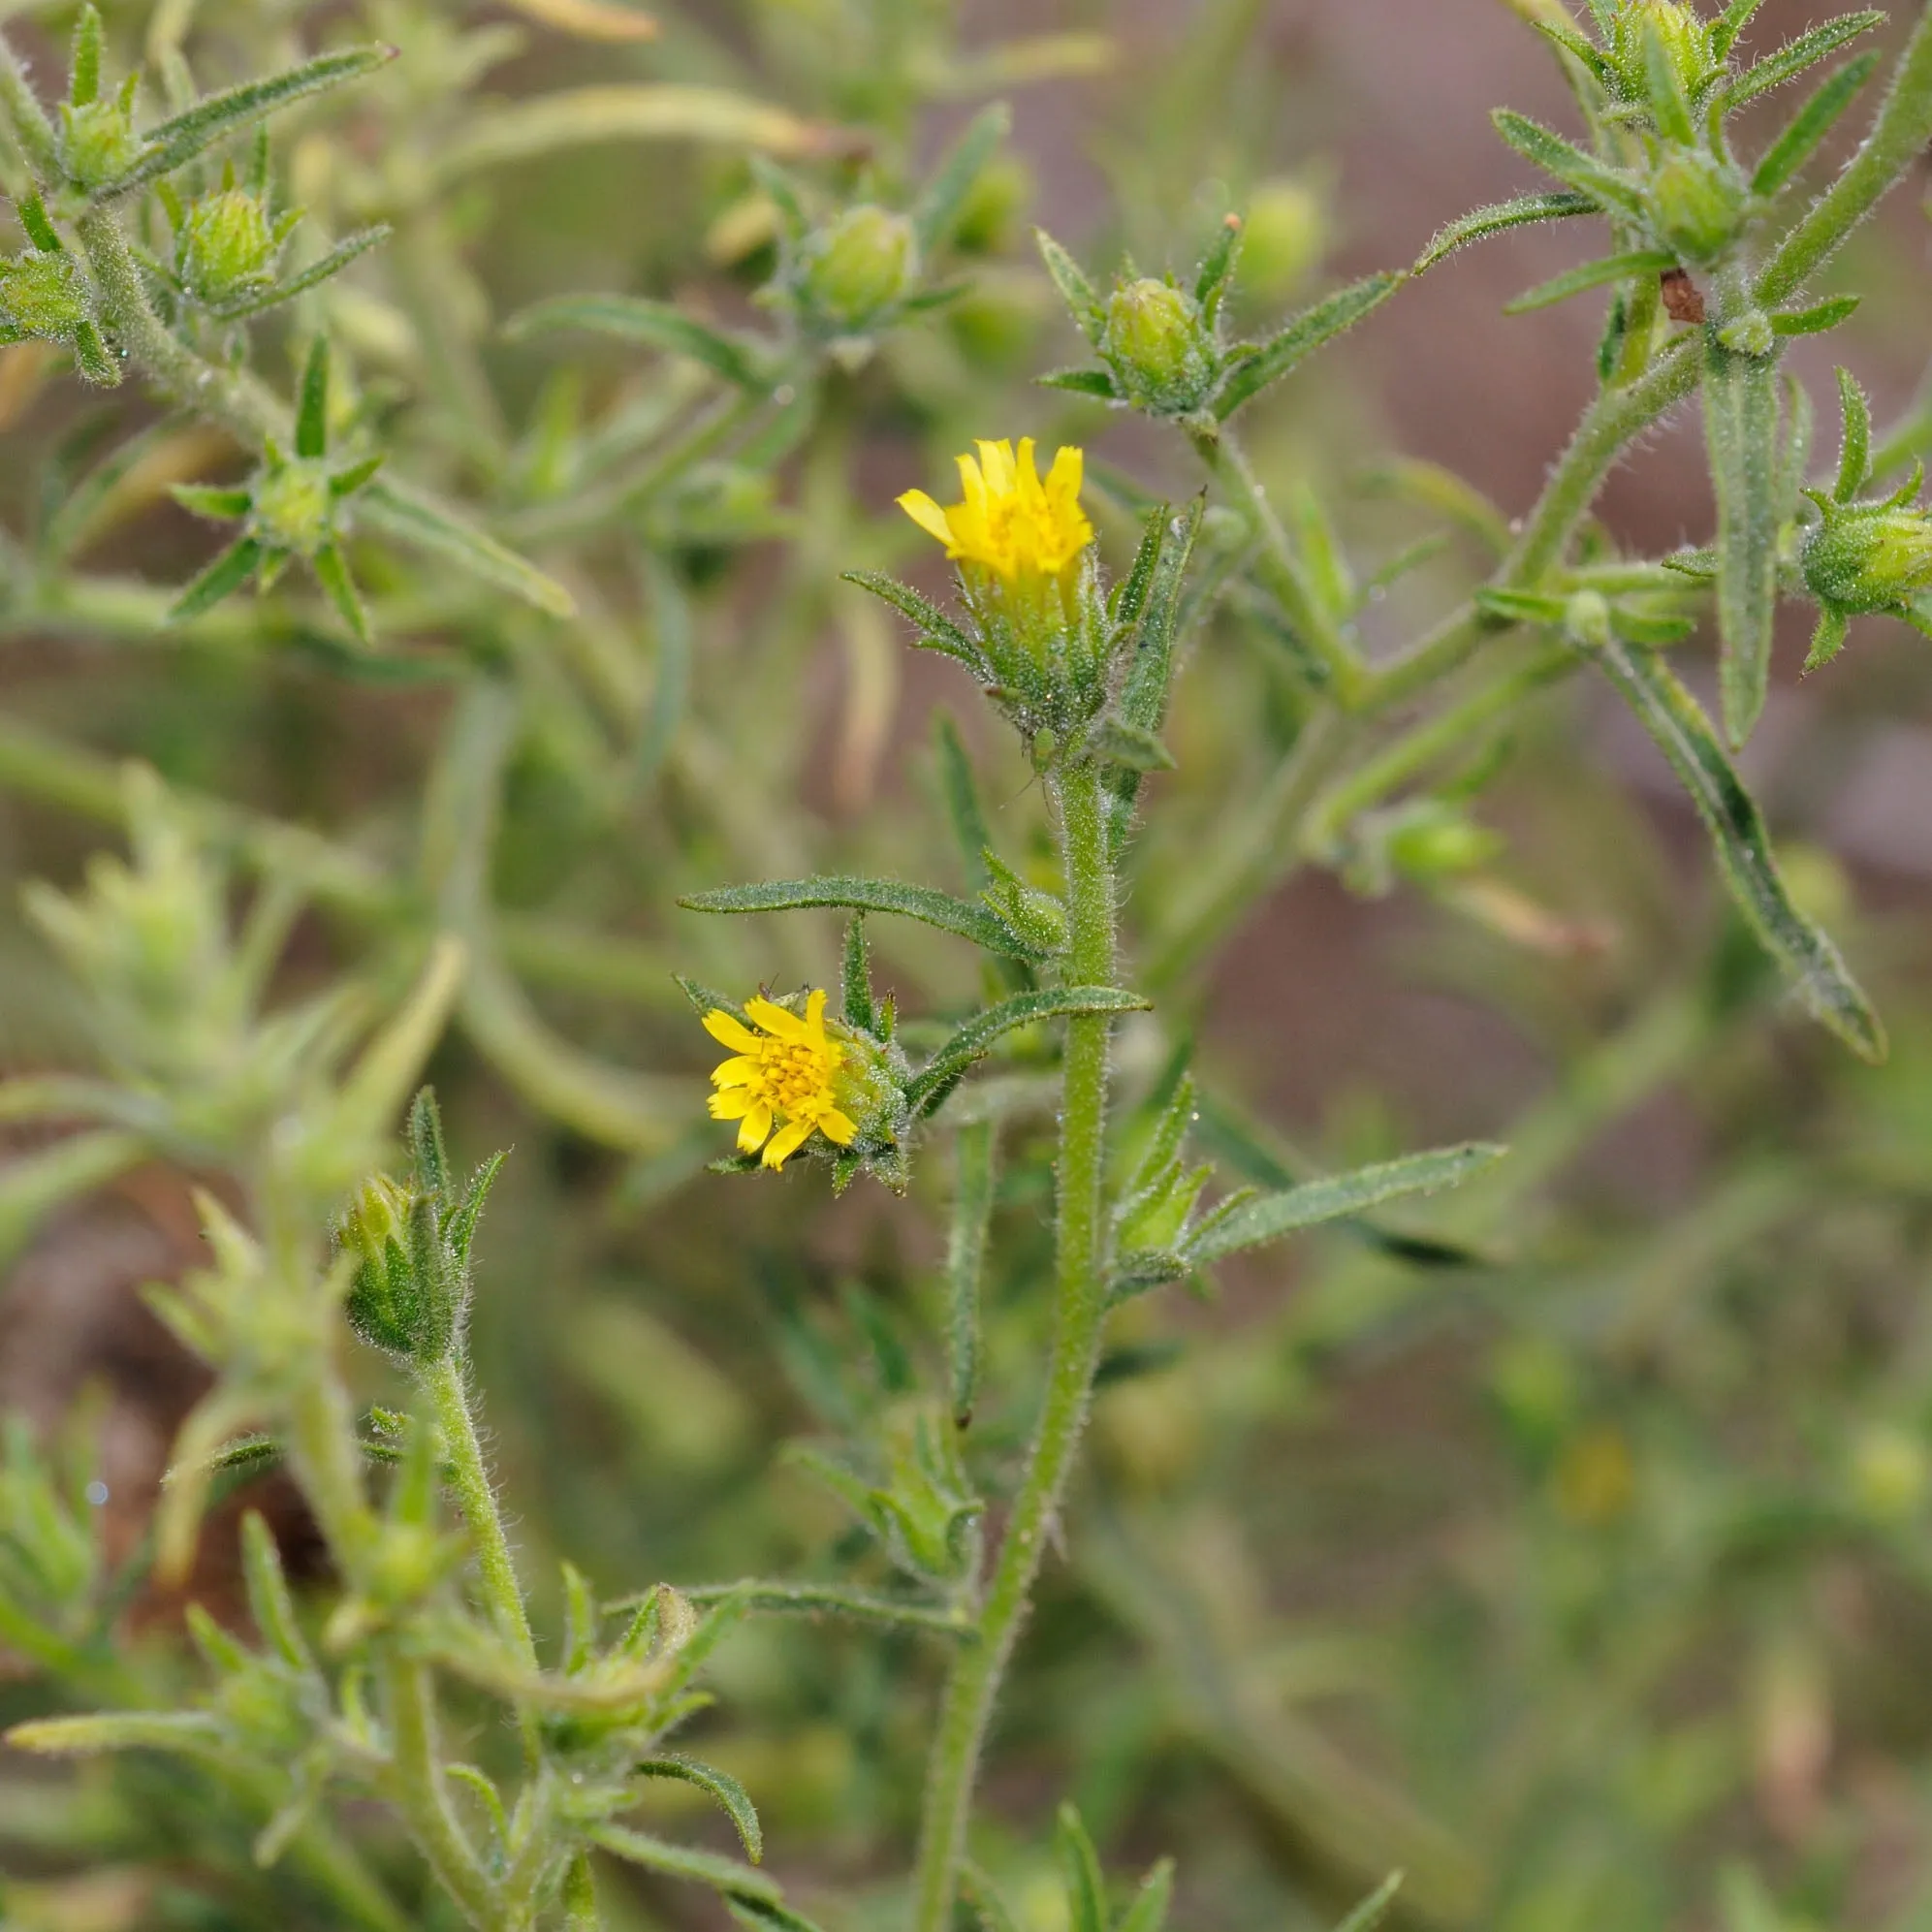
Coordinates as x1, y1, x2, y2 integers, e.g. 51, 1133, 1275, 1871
1100, 277, 1217, 416
250, 458, 335, 556
1646, 149, 1747, 267
1236, 177, 1328, 301
1563, 588, 1614, 650
1385, 802, 1503, 882
340, 1176, 463, 1364
799, 206, 919, 334
1802, 503, 1932, 614
1610, 0, 1712, 102
179, 189, 276, 303
0, 250, 91, 342
58, 97, 142, 192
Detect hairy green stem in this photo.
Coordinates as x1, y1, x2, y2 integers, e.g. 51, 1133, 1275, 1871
424, 1352, 543, 1769
911, 759, 1118, 1932
383, 1656, 503, 1932
0, 30, 58, 178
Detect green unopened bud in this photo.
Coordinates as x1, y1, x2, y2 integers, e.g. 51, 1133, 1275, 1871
1851, 1424, 1929, 1522
1236, 177, 1328, 301
179, 190, 276, 302
1101, 277, 1217, 416
1647, 148, 1747, 266
340, 1175, 463, 1363
0, 250, 91, 341
58, 97, 142, 192
1611, 1, 1713, 101
1385, 802, 1504, 882
950, 154, 1032, 256
1564, 587, 1614, 649
1802, 502, 1932, 613
250, 458, 335, 556
799, 205, 919, 334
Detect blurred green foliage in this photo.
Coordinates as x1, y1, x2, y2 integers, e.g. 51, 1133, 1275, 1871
0, 1, 1928, 1930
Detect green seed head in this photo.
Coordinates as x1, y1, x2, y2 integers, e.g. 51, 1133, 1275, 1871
1802, 500, 1932, 614
250, 459, 335, 556
0, 250, 91, 341
799, 205, 920, 334
58, 97, 142, 192
180, 190, 277, 303
1647, 147, 1748, 267
1101, 276, 1217, 416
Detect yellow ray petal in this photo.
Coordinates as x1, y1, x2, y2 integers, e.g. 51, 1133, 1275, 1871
736, 1102, 774, 1153
710, 1055, 758, 1088
704, 1010, 763, 1054
763, 1117, 813, 1169
819, 1108, 859, 1146
898, 490, 956, 549
744, 996, 809, 1042
709, 1089, 754, 1120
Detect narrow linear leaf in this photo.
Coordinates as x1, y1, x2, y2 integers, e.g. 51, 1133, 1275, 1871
1723, 14, 1884, 111
666, 1578, 977, 1638
906, 987, 1152, 1115
1185, 1143, 1506, 1265
1703, 332, 1783, 748
215, 226, 392, 318
109, 46, 397, 193
1034, 226, 1104, 343
1773, 295, 1860, 338
914, 102, 1009, 251
1713, 0, 1768, 60
1215, 271, 1402, 420
1504, 250, 1676, 315
680, 876, 1050, 962
1333, 1874, 1406, 1932
947, 1121, 996, 1425
6, 1712, 222, 1756
635, 1757, 763, 1863
1591, 638, 1885, 1061
588, 1825, 781, 1903
1490, 111, 1644, 216
1834, 365, 1873, 500
1532, 18, 1615, 85
1117, 1859, 1176, 1932
1037, 366, 1122, 399
1413, 192, 1597, 273
1752, 54, 1879, 197
171, 536, 263, 620
726, 1897, 832, 1932
842, 570, 985, 671
358, 479, 575, 618
505, 294, 771, 392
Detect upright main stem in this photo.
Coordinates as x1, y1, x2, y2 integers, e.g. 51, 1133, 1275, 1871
911, 760, 1118, 1932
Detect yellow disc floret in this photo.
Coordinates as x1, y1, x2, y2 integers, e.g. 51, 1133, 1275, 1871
705, 989, 860, 1170
898, 438, 1094, 586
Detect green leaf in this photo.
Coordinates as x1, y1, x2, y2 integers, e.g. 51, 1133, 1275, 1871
1703, 331, 1783, 748
1117, 1859, 1176, 1932
214, 225, 392, 319
296, 336, 331, 459
669, 1578, 976, 1638
172, 484, 253, 521
1589, 638, 1885, 1061
946, 1120, 996, 1426
1194, 212, 1245, 324
239, 1509, 310, 1671
108, 45, 397, 195
18, 192, 64, 255
1413, 192, 1597, 274
358, 479, 576, 618
914, 101, 1009, 250
1214, 271, 1402, 420
1712, 0, 1768, 61
1056, 1806, 1108, 1932
1531, 18, 1614, 87
679, 875, 1052, 961
1037, 366, 1122, 399
1092, 717, 1175, 772
905, 987, 1152, 1115
588, 1824, 780, 1903
635, 1757, 764, 1863
1333, 1874, 1405, 1932
1752, 53, 1879, 197
170, 535, 264, 621
1034, 226, 1104, 344
70, 7, 102, 109
1504, 249, 1676, 315
1110, 497, 1204, 832
6, 1711, 222, 1757
1722, 13, 1884, 111
1772, 295, 1860, 338
1489, 111, 1644, 217
1833, 364, 1872, 500
1185, 1143, 1506, 1266
726, 1897, 833, 1932
1645, 20, 1698, 143
504, 294, 771, 392
841, 570, 985, 672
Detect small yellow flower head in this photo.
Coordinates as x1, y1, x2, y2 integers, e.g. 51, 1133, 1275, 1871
705, 990, 860, 1170
898, 438, 1094, 588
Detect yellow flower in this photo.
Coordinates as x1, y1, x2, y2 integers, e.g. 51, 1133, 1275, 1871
898, 438, 1094, 586
705, 990, 860, 1170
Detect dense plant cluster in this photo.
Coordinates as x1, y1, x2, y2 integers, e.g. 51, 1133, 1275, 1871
0, 2, 1930, 1930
